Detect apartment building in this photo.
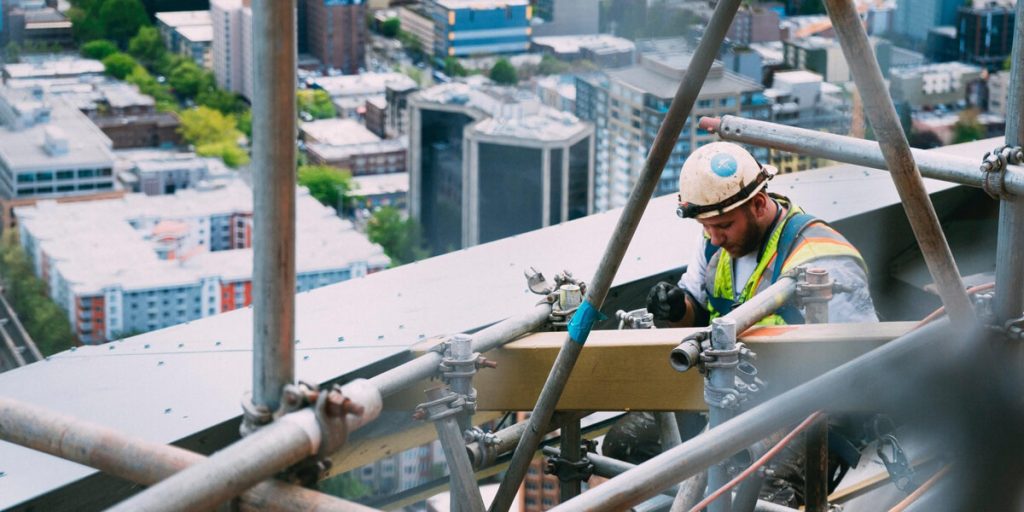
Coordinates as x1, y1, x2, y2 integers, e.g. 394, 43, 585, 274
15, 180, 389, 344
306, 0, 367, 74
575, 46, 768, 211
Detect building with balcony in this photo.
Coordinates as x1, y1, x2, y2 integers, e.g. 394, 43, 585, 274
211, 0, 254, 99
15, 180, 389, 344
575, 47, 768, 211
306, 0, 367, 74
409, 82, 593, 252
155, 10, 213, 68
889, 62, 984, 109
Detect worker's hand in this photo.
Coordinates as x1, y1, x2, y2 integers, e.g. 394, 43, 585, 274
646, 282, 687, 322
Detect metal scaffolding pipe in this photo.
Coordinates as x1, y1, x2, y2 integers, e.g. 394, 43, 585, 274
109, 379, 381, 512
699, 116, 1024, 196
993, 0, 1024, 323
466, 411, 584, 469
251, 0, 297, 412
368, 302, 552, 397
823, 0, 973, 324
489, 0, 745, 505
108, 410, 322, 512
0, 397, 377, 512
546, 318, 966, 511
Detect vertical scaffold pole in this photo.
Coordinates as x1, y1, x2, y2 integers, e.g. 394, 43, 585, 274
994, 0, 1024, 323
488, 0, 745, 507
558, 419, 583, 501
706, 318, 738, 512
252, 0, 297, 412
823, 0, 974, 324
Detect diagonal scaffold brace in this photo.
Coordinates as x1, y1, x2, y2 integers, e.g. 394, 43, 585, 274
487, 0, 749, 508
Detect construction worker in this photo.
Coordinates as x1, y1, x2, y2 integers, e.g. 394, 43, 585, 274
646, 141, 877, 326
603, 142, 878, 506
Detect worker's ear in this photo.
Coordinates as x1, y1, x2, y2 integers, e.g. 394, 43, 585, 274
751, 192, 769, 217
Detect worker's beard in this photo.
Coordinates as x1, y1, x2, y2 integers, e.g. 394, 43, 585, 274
725, 206, 765, 259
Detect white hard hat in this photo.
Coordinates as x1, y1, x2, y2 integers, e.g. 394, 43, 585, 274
676, 142, 777, 219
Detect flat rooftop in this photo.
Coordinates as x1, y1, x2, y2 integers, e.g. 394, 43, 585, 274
531, 34, 635, 55
435, 0, 529, 8
353, 171, 409, 196
607, 51, 762, 99
306, 73, 418, 98
3, 58, 104, 81
0, 89, 114, 173
414, 82, 591, 142
154, 10, 212, 28
300, 118, 381, 146
177, 24, 214, 43
15, 179, 389, 296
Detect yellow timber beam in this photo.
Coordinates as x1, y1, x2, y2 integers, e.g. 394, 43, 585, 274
389, 322, 916, 412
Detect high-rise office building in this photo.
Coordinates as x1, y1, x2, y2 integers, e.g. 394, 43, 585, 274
575, 45, 769, 212
306, 0, 367, 74
428, 0, 531, 57
957, 3, 1016, 71
408, 82, 593, 253
891, 0, 962, 46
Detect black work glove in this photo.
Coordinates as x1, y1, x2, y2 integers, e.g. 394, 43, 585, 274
646, 281, 687, 322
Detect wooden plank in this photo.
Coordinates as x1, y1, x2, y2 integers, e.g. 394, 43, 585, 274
390, 322, 916, 412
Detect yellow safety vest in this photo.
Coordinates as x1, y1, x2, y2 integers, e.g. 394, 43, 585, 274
704, 196, 866, 325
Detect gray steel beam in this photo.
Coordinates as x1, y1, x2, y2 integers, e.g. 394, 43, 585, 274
251, 0, 297, 412
993, 0, 1024, 323
488, 0, 745, 504
700, 116, 1024, 196
823, 0, 973, 324
546, 318, 966, 511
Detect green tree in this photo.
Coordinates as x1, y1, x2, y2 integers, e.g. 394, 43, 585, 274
178, 106, 241, 146
443, 56, 468, 77
318, 472, 370, 500
125, 65, 175, 106
381, 17, 400, 38
297, 89, 337, 119
537, 54, 570, 75
297, 165, 356, 211
0, 231, 73, 356
168, 60, 209, 99
366, 206, 428, 265
102, 51, 139, 79
67, 6, 104, 42
196, 141, 249, 168
128, 26, 165, 65
489, 57, 518, 85
81, 39, 118, 59
398, 30, 425, 62
953, 108, 985, 143
197, 87, 246, 115
237, 109, 252, 138
98, 0, 150, 48
4, 42, 20, 63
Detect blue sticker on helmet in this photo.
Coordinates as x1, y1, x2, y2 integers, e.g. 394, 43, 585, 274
710, 153, 738, 177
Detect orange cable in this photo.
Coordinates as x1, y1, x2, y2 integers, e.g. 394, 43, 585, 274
887, 464, 953, 512
914, 282, 995, 329
688, 411, 825, 512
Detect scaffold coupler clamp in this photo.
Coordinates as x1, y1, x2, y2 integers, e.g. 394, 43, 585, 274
413, 387, 466, 423
465, 427, 500, 466
795, 267, 835, 306
616, 308, 655, 329
239, 381, 319, 437
543, 441, 595, 483
980, 144, 1023, 199
1002, 315, 1024, 341
525, 267, 587, 328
